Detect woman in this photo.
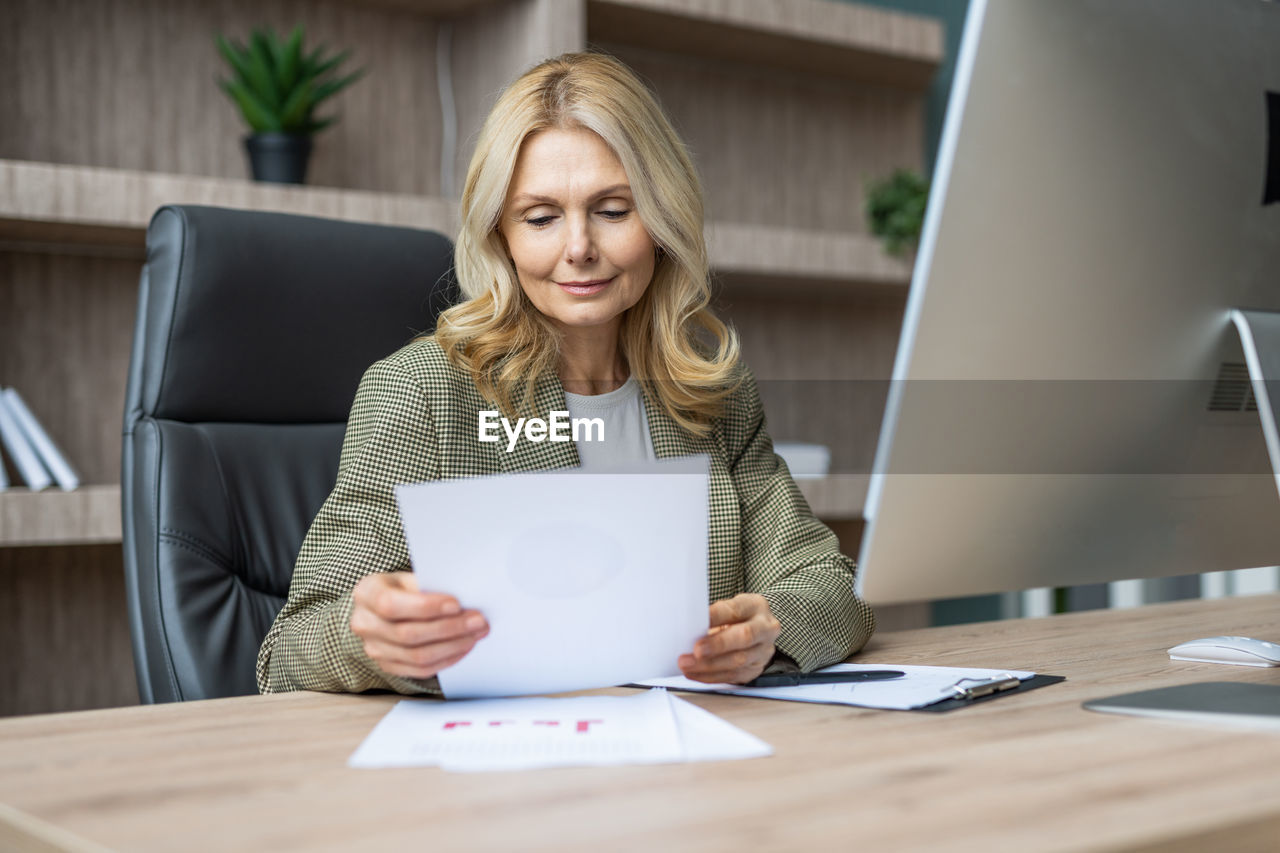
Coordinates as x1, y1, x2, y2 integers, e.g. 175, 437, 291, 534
257, 52, 874, 696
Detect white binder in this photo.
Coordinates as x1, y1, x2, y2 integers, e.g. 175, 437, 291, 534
2, 388, 79, 491
0, 391, 52, 491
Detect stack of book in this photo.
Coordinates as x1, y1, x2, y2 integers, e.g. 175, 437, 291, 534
0, 388, 80, 492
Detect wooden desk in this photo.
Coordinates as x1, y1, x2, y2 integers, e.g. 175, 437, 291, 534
3, 595, 1279, 852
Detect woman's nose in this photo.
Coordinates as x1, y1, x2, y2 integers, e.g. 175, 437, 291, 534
563, 215, 598, 265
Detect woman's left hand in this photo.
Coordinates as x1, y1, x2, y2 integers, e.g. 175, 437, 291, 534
679, 593, 781, 684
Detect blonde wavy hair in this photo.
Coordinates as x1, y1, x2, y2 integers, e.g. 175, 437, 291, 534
434, 51, 741, 436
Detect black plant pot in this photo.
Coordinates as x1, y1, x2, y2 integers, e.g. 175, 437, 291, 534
244, 132, 313, 184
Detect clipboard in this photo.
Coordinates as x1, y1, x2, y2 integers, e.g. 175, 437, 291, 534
912, 673, 1066, 713
634, 666, 1067, 712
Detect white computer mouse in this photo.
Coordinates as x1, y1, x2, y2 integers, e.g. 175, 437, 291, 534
1168, 636, 1280, 667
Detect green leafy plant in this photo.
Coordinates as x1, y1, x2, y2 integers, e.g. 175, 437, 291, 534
866, 168, 930, 257
216, 26, 364, 136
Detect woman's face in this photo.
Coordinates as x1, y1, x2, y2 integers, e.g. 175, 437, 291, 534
498, 126, 656, 340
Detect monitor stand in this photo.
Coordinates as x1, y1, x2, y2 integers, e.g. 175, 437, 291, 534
1231, 309, 1280, 495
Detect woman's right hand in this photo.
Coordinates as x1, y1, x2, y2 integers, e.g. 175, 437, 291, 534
350, 571, 489, 680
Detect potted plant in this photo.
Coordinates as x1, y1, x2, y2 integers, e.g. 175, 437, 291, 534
866, 168, 930, 258
216, 26, 364, 184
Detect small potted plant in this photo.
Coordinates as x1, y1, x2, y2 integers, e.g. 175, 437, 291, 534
216, 26, 364, 184
866, 168, 930, 258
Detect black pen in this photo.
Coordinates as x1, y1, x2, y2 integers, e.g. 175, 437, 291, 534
745, 669, 905, 688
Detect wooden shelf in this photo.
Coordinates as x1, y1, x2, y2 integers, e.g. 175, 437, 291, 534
587, 0, 943, 89
0, 160, 907, 288
707, 221, 911, 290
0, 160, 459, 256
0, 485, 121, 547
345, 0, 504, 16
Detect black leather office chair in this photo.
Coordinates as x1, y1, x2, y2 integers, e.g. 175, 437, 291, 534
122, 205, 455, 703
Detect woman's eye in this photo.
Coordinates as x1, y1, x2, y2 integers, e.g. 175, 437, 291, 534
524, 210, 628, 227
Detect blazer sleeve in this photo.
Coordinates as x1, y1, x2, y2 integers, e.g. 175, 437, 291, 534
256, 356, 443, 696
728, 370, 875, 671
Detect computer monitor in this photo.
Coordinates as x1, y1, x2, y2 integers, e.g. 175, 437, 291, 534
856, 0, 1280, 604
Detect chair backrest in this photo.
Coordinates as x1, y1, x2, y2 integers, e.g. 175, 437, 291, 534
122, 205, 455, 703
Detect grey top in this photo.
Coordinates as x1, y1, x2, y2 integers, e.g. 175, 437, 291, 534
563, 375, 655, 468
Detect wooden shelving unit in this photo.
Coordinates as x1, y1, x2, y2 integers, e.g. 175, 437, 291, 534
1, 0, 937, 715
588, 0, 942, 87
353, 0, 504, 15
0, 160, 911, 289
0, 159, 460, 256
0, 486, 121, 547
707, 221, 912, 289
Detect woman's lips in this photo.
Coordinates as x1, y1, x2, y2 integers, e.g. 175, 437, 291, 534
556, 277, 614, 295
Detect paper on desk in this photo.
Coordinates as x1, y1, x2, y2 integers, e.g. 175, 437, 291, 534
670, 692, 773, 763
639, 663, 1037, 710
347, 689, 771, 771
396, 457, 710, 698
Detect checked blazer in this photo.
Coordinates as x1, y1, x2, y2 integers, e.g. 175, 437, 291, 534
256, 337, 875, 696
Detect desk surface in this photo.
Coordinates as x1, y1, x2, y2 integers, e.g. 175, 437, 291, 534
3, 594, 1279, 852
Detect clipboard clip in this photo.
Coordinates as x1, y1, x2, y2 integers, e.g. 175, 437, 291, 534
943, 673, 1022, 701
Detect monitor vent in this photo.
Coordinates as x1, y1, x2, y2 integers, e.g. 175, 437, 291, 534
1208, 362, 1258, 412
